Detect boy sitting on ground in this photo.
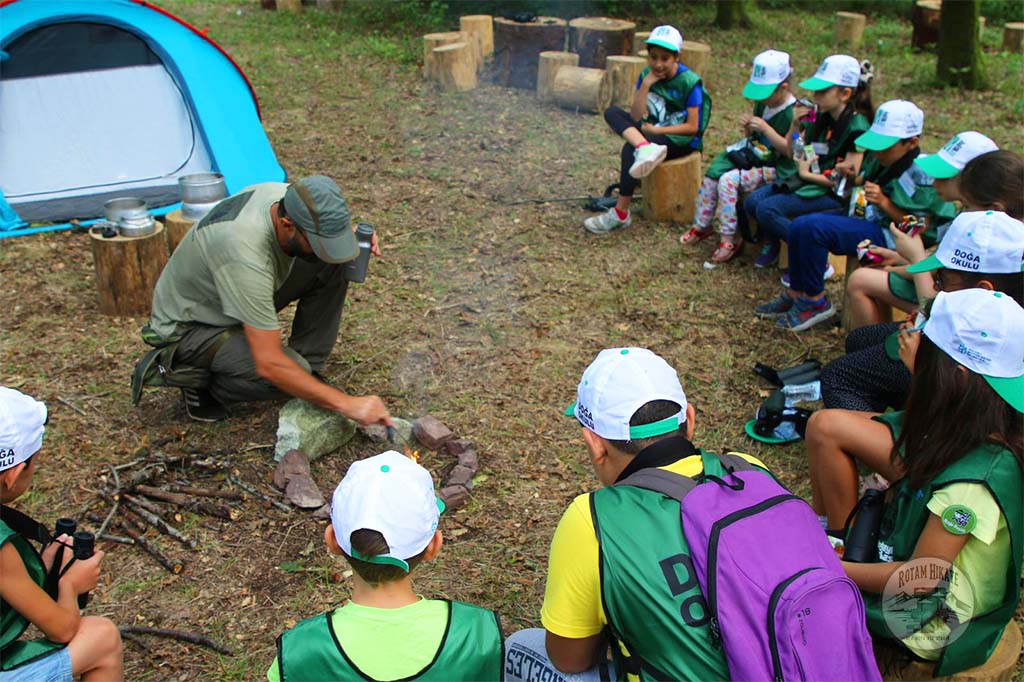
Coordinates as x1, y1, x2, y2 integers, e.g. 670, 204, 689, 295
0, 387, 123, 681
268, 450, 503, 681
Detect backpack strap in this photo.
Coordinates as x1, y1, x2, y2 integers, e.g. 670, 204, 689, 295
0, 505, 51, 546
615, 468, 696, 502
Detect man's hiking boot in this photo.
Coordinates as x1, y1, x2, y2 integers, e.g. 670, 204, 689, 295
181, 387, 229, 423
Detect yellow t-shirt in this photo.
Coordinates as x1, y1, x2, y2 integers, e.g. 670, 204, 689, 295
267, 598, 448, 681
902, 482, 1010, 660
540, 453, 765, 639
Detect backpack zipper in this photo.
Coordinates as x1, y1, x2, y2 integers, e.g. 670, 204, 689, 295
705, 493, 800, 650
767, 566, 818, 681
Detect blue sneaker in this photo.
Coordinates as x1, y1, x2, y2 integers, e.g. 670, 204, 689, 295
776, 296, 836, 331
755, 292, 795, 319
755, 241, 780, 268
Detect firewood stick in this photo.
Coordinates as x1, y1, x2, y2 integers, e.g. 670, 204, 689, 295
116, 524, 183, 574
118, 626, 233, 656
120, 496, 196, 550
166, 485, 242, 501
228, 475, 291, 512
133, 486, 236, 521
98, 533, 134, 545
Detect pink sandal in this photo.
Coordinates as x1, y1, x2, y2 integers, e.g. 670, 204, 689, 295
680, 227, 714, 245
709, 239, 744, 263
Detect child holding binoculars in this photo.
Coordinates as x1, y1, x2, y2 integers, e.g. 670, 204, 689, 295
0, 387, 123, 681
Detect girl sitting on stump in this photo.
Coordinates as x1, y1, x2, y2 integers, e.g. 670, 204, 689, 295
584, 25, 710, 234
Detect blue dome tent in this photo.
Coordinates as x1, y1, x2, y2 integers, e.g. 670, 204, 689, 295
0, 0, 285, 237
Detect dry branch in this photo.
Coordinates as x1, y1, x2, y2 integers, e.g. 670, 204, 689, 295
119, 627, 232, 656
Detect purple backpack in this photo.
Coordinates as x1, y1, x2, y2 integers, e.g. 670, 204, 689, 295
620, 452, 880, 682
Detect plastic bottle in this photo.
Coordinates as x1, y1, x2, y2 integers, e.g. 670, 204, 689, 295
790, 132, 805, 161
843, 489, 886, 562
344, 223, 374, 283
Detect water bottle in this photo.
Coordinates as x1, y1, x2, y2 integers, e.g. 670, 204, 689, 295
72, 531, 95, 609
344, 223, 374, 283
843, 489, 886, 562
791, 132, 804, 161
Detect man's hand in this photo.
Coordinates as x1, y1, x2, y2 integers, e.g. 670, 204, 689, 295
341, 395, 392, 427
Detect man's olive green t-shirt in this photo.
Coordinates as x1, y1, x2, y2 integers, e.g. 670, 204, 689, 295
148, 183, 294, 342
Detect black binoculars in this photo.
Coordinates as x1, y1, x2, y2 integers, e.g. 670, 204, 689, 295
54, 518, 95, 608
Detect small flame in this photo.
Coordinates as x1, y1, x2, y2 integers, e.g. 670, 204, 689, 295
404, 445, 420, 463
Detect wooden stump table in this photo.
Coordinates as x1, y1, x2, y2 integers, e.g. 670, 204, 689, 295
568, 17, 635, 69
641, 154, 702, 224
90, 223, 169, 317
164, 209, 195, 255
493, 16, 567, 90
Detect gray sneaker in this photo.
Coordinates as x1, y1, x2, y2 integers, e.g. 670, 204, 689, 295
755, 292, 795, 319
628, 143, 668, 178
584, 208, 632, 234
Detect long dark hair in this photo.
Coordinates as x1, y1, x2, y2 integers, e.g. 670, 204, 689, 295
895, 336, 1023, 489
959, 150, 1024, 219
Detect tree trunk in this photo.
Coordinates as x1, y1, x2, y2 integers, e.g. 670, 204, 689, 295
1003, 22, 1024, 52
432, 43, 477, 92
834, 12, 867, 50
633, 31, 649, 56
680, 41, 711, 79
460, 15, 494, 60
937, 0, 986, 88
423, 32, 465, 80
493, 17, 567, 90
537, 51, 579, 101
641, 155, 702, 224
90, 223, 169, 316
605, 55, 646, 108
912, 1, 942, 51
568, 17, 635, 69
715, 0, 751, 30
163, 210, 194, 256
550, 66, 612, 114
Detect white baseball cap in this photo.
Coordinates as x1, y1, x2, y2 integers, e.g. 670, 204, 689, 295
908, 210, 1024, 274
855, 100, 924, 151
799, 54, 860, 91
915, 131, 999, 179
924, 289, 1024, 412
0, 387, 47, 473
330, 450, 444, 572
743, 50, 792, 100
646, 25, 683, 53
564, 348, 687, 441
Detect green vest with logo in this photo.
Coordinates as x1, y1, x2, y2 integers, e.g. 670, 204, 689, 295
0, 519, 66, 671
774, 108, 869, 198
640, 66, 712, 151
862, 442, 1023, 676
591, 458, 730, 681
275, 600, 503, 681
706, 100, 795, 179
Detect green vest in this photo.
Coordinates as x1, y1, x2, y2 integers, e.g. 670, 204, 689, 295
640, 66, 712, 150
862, 442, 1023, 676
0, 519, 66, 671
706, 100, 795, 179
857, 154, 956, 243
774, 108, 869, 198
591, 459, 730, 681
276, 600, 503, 681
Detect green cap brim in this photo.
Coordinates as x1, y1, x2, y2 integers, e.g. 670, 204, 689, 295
914, 154, 959, 179
907, 254, 944, 273
984, 375, 1024, 413
645, 38, 679, 53
742, 80, 779, 101
564, 402, 576, 418
798, 76, 836, 91
744, 419, 799, 444
306, 229, 358, 265
854, 129, 900, 152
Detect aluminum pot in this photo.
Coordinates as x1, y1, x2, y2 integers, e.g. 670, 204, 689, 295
179, 173, 227, 221
103, 197, 156, 238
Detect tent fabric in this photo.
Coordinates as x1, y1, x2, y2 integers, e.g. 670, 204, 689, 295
0, 0, 285, 230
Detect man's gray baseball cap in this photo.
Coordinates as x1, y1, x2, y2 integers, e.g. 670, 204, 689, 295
282, 176, 358, 264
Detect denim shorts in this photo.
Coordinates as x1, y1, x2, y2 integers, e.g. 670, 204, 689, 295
0, 649, 72, 682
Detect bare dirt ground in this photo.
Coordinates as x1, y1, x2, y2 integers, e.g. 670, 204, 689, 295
1, 2, 1021, 679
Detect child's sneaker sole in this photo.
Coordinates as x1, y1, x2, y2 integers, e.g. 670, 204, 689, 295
778, 302, 836, 331
628, 144, 667, 179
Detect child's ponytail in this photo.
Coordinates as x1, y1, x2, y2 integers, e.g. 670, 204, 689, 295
853, 59, 875, 122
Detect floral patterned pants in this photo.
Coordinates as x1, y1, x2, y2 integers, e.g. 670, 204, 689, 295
694, 166, 778, 237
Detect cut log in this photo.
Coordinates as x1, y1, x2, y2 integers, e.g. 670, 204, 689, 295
260, 0, 276, 9
537, 51, 579, 101
680, 41, 711, 79
90, 222, 169, 316
551, 65, 612, 114
912, 1, 942, 51
1003, 22, 1024, 52
424, 32, 469, 80
432, 43, 477, 92
834, 12, 867, 49
568, 17, 635, 69
276, 0, 301, 12
460, 15, 494, 60
493, 16, 567, 89
633, 31, 650, 56
163, 209, 194, 256
641, 154, 702, 224
605, 55, 646, 108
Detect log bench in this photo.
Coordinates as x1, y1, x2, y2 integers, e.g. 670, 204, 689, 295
641, 153, 701, 224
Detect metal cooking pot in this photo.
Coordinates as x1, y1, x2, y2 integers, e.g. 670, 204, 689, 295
179, 173, 227, 221
103, 197, 156, 238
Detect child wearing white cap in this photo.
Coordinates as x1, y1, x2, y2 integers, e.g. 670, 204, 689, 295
755, 99, 958, 331
0, 387, 123, 681
584, 25, 711, 234
269, 451, 502, 681
682, 49, 796, 266
505, 348, 766, 681
806, 289, 1024, 676
744, 54, 874, 269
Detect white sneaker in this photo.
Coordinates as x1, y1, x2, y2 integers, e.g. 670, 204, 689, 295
628, 143, 667, 179
584, 208, 632, 234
